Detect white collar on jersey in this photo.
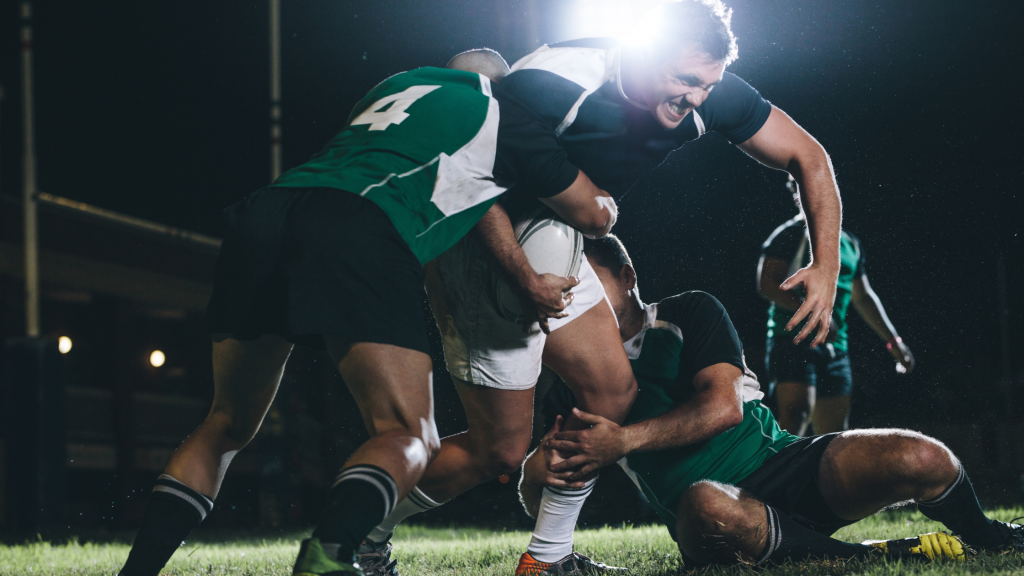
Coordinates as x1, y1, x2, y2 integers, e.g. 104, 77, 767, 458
622, 302, 656, 359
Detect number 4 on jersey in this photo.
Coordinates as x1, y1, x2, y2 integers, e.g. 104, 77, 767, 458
350, 85, 441, 131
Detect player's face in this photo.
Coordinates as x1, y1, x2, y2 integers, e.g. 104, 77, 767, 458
642, 45, 726, 130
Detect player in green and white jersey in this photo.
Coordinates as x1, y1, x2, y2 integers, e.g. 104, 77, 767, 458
520, 235, 1023, 568
117, 51, 616, 576
758, 175, 915, 435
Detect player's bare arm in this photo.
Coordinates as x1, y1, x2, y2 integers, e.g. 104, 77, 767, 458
851, 274, 915, 372
472, 202, 579, 333
545, 363, 745, 480
739, 106, 841, 347
538, 169, 618, 238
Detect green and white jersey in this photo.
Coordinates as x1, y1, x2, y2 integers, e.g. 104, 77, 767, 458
761, 216, 866, 351
617, 293, 797, 531
270, 67, 506, 265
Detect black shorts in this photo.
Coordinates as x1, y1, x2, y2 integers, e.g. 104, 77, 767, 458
206, 187, 430, 354
736, 433, 852, 536
766, 337, 853, 398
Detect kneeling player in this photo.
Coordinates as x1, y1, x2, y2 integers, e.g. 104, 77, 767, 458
520, 235, 1022, 568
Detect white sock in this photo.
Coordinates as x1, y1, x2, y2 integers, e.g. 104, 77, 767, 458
526, 477, 597, 562
364, 486, 444, 544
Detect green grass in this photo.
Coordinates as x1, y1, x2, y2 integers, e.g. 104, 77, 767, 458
1, 508, 1021, 575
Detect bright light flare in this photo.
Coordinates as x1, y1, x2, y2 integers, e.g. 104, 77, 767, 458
558, 0, 664, 44
150, 350, 166, 368
58, 336, 72, 354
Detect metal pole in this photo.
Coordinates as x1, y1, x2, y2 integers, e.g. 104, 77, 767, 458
22, 0, 40, 338
269, 0, 282, 182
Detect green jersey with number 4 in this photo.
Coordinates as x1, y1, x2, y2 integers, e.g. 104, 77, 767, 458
269, 67, 505, 265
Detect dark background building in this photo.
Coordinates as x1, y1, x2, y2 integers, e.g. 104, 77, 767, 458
0, 0, 1021, 534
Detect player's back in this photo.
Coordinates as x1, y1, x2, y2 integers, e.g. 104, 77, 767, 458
270, 67, 505, 264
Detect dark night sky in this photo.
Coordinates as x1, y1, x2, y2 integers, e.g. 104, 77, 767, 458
1, 0, 1022, 428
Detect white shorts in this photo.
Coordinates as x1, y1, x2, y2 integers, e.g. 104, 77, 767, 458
427, 236, 607, 390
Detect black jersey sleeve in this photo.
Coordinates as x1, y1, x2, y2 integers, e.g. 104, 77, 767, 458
657, 292, 745, 382
695, 72, 773, 145
761, 218, 806, 262
492, 71, 582, 198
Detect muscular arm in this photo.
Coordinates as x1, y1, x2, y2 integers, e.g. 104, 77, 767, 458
739, 106, 842, 347
546, 363, 745, 479
472, 202, 578, 333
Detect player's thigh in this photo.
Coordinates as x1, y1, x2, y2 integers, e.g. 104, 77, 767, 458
542, 298, 636, 419
817, 429, 957, 519
811, 395, 850, 434
209, 334, 294, 435
454, 378, 535, 457
327, 337, 437, 444
675, 481, 768, 565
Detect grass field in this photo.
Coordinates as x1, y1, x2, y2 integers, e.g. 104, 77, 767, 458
2, 508, 1022, 575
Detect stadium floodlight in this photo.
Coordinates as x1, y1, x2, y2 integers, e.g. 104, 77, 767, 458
557, 0, 664, 43
58, 336, 72, 354
150, 350, 166, 368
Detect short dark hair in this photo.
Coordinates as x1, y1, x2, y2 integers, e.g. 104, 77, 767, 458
584, 234, 633, 273
646, 0, 739, 66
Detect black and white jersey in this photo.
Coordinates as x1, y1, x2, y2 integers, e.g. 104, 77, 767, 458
493, 38, 773, 207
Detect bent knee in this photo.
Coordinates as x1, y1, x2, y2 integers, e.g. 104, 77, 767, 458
680, 481, 750, 533
479, 444, 529, 478
205, 408, 263, 449
898, 435, 958, 483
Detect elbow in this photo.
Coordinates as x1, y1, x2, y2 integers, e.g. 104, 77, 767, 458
580, 196, 617, 239
582, 217, 614, 239
716, 401, 744, 432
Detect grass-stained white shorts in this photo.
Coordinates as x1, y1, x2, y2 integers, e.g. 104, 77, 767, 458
426, 235, 606, 390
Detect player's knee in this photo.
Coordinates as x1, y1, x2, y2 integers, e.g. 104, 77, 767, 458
205, 406, 262, 450
680, 481, 748, 537
897, 434, 958, 485
481, 445, 528, 478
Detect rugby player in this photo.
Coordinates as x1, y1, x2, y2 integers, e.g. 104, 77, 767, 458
520, 235, 1023, 568
759, 175, 915, 435
360, 1, 846, 572
116, 51, 615, 576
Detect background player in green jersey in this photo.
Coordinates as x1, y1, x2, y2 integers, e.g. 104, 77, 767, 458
117, 53, 615, 576
520, 235, 1022, 567
759, 175, 915, 435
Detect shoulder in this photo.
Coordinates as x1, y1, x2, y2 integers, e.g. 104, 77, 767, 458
508, 40, 616, 93
694, 72, 773, 144
656, 291, 729, 328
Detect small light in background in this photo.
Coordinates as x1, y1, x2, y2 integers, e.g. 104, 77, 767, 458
58, 336, 73, 354
150, 350, 166, 368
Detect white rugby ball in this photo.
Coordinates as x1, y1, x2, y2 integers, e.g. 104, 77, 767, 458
493, 208, 584, 324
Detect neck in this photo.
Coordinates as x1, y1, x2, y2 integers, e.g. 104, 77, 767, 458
619, 292, 646, 342
618, 46, 647, 105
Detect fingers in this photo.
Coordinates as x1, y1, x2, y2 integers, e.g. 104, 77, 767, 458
567, 464, 599, 482
779, 268, 804, 292
550, 455, 590, 472
561, 276, 581, 292
785, 298, 813, 333
570, 407, 603, 425
537, 317, 550, 335
545, 439, 581, 452
807, 313, 830, 348
790, 306, 818, 344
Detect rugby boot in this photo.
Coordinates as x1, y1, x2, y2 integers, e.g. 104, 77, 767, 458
863, 532, 968, 561
515, 551, 628, 575
990, 517, 1024, 552
357, 537, 399, 576
293, 538, 365, 576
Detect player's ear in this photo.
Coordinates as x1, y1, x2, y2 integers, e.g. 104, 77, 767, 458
622, 265, 637, 290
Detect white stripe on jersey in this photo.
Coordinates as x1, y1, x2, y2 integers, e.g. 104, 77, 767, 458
511, 45, 620, 135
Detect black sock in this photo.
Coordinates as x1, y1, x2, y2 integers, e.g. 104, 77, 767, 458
119, 474, 214, 576
757, 505, 872, 565
917, 466, 1004, 549
312, 465, 398, 562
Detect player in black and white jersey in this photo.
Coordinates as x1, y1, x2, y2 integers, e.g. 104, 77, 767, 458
360, 2, 845, 573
